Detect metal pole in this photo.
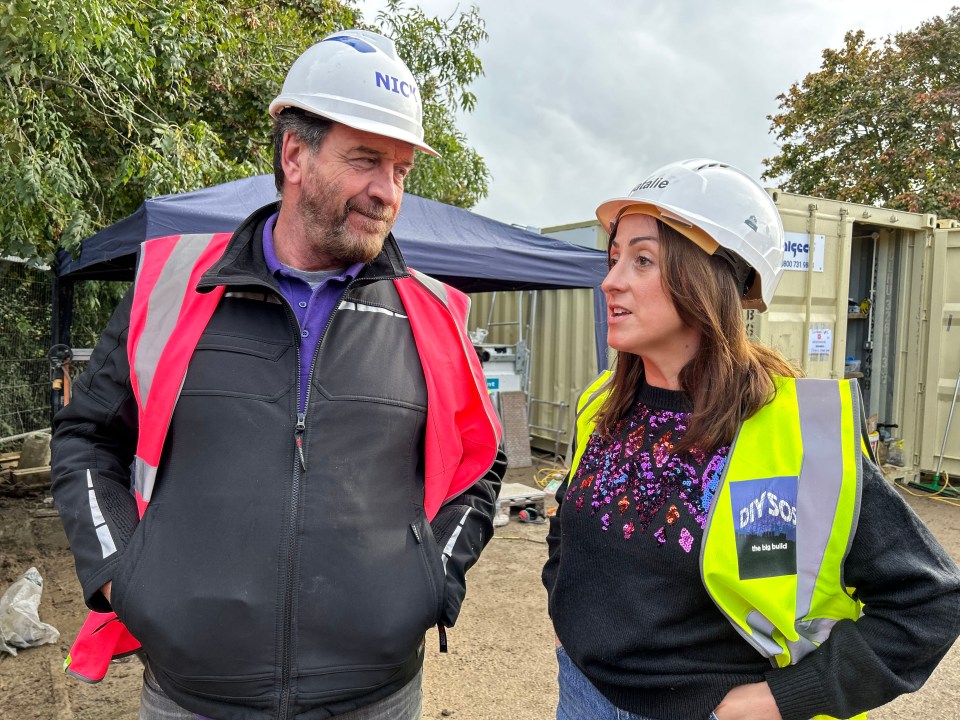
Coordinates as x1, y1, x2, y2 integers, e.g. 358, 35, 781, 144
934, 369, 960, 479
526, 290, 538, 404
0, 428, 52, 446
517, 291, 523, 344
484, 292, 497, 334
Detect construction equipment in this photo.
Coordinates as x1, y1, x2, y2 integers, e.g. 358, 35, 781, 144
48, 344, 74, 416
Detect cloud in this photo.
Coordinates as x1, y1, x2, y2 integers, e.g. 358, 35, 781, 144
359, 0, 957, 227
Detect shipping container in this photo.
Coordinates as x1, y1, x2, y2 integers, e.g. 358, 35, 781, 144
468, 287, 599, 459
472, 193, 958, 481
766, 191, 941, 482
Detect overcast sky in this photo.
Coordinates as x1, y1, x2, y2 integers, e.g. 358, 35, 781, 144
357, 1, 957, 229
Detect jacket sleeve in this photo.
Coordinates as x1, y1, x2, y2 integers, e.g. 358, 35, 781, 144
765, 459, 960, 720
50, 288, 140, 613
542, 415, 581, 608
542, 468, 572, 610
430, 445, 506, 627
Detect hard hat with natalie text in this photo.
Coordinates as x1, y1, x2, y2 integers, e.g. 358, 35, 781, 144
596, 159, 784, 311
269, 29, 439, 156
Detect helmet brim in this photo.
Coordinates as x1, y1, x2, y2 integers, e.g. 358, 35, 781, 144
269, 98, 440, 157
597, 198, 771, 312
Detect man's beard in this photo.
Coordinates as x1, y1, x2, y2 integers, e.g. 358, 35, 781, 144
297, 180, 395, 266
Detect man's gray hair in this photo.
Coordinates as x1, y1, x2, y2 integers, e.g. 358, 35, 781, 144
272, 109, 334, 192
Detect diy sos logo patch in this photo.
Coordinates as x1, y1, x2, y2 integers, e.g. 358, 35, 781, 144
728, 476, 799, 580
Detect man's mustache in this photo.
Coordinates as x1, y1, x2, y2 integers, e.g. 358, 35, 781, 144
346, 200, 393, 223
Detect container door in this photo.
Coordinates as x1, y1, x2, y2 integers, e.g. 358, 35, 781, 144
761, 194, 850, 379
918, 225, 960, 476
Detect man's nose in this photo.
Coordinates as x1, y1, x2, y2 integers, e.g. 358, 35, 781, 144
367, 166, 402, 207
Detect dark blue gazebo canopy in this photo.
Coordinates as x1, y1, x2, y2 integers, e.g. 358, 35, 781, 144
57, 174, 607, 295
56, 175, 610, 369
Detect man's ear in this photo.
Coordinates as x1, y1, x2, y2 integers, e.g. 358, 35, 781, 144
281, 132, 307, 188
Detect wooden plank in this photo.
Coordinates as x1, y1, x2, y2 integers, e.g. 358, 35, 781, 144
11, 466, 51, 484
500, 390, 532, 468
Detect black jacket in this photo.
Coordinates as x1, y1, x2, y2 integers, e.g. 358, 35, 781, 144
51, 203, 505, 719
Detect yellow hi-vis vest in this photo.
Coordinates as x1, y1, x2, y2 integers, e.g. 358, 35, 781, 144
572, 372, 866, 720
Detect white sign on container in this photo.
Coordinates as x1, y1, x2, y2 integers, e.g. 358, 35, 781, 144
783, 232, 825, 272
808, 328, 833, 356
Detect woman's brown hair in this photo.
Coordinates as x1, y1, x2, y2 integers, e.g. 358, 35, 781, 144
595, 219, 800, 454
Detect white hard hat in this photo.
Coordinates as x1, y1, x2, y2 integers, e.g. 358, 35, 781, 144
596, 159, 784, 312
269, 29, 439, 156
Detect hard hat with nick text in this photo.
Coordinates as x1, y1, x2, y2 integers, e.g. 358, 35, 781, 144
269, 29, 439, 156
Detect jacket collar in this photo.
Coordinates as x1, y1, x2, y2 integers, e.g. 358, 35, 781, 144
197, 201, 410, 292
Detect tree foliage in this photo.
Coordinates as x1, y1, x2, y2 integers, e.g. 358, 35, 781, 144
763, 8, 960, 217
0, 0, 489, 263
374, 0, 489, 207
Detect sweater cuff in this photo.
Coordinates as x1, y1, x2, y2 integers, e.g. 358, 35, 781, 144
765, 662, 831, 720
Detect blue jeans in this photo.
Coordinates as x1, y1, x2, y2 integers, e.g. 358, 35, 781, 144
556, 646, 719, 720
139, 658, 422, 719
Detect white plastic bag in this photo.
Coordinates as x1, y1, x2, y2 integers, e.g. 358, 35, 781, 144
0, 566, 60, 656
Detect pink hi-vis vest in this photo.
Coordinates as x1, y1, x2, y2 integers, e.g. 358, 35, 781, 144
64, 232, 502, 682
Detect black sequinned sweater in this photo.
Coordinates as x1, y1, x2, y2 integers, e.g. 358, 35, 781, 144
542, 379, 960, 720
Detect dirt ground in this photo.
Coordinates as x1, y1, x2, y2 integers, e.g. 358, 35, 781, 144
2, 464, 959, 719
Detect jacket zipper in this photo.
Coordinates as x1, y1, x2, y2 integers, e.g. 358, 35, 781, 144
278, 277, 358, 719
208, 272, 407, 716
278, 302, 302, 720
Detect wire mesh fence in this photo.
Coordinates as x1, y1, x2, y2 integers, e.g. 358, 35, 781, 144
0, 260, 52, 443
0, 261, 125, 454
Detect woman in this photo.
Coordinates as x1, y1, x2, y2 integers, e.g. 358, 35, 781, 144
542, 159, 960, 720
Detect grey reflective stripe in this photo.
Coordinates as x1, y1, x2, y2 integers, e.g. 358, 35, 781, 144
844, 382, 865, 595
440, 507, 472, 576
223, 290, 281, 304
86, 470, 117, 558
785, 634, 817, 661
134, 457, 159, 504
135, 235, 215, 410
788, 617, 838, 662
408, 268, 448, 305
745, 610, 785, 657
794, 379, 844, 625
340, 300, 408, 318
795, 616, 838, 644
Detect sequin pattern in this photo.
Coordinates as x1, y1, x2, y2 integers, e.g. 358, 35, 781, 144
566, 400, 729, 553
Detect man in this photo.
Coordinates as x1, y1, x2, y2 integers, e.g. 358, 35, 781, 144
51, 29, 505, 720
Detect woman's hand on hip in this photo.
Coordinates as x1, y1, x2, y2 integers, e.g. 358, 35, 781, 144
713, 682, 782, 720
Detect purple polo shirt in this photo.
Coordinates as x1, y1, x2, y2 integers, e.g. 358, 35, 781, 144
262, 213, 363, 412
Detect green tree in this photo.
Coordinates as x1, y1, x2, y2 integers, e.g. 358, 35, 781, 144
763, 8, 960, 217
374, 0, 489, 207
0, 0, 489, 263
